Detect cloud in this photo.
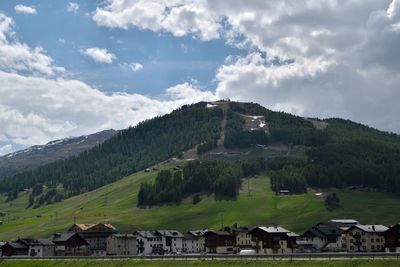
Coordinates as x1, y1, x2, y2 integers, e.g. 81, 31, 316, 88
92, 0, 221, 41
0, 144, 12, 156
0, 13, 63, 76
0, 12, 216, 147
81, 47, 116, 64
120, 62, 143, 72
91, 0, 400, 132
14, 4, 37, 15
0, 71, 216, 146
66, 2, 80, 14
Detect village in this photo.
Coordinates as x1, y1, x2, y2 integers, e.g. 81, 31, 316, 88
0, 220, 400, 257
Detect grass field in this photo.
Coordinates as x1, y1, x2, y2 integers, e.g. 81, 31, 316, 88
1, 259, 400, 267
1, 168, 400, 240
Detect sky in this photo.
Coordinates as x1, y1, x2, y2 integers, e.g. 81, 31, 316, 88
0, 0, 400, 155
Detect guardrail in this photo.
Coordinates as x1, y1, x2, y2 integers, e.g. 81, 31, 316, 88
1, 252, 400, 260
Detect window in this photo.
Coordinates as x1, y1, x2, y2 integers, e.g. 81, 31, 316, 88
350, 246, 354, 250
362, 246, 366, 250
372, 245, 375, 250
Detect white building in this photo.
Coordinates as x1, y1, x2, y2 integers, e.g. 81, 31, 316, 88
342, 225, 388, 252
134, 231, 163, 255
183, 230, 207, 253
156, 230, 184, 253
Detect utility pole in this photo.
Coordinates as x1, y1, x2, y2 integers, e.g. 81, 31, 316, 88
248, 178, 250, 196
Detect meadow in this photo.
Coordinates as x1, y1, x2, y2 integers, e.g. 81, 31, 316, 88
1, 168, 400, 240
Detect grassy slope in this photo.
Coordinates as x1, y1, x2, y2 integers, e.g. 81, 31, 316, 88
0, 260, 399, 267
1, 169, 400, 241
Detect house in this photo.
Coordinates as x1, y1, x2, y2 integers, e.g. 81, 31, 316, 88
248, 226, 297, 254
183, 230, 207, 254
134, 231, 163, 255
17, 238, 55, 257
51, 232, 90, 256
106, 234, 137, 255
0, 241, 28, 257
384, 223, 400, 252
279, 190, 290, 195
204, 230, 235, 254
223, 225, 252, 253
156, 230, 184, 254
68, 223, 117, 256
342, 225, 388, 252
0, 242, 5, 257
299, 222, 346, 252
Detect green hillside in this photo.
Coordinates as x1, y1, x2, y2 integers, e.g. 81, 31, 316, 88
1, 167, 400, 241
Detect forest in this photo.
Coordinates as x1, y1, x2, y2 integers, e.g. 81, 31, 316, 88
138, 158, 266, 206
2, 101, 400, 207
0, 103, 223, 206
230, 102, 400, 195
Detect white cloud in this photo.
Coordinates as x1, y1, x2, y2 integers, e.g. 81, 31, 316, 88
91, 0, 400, 132
14, 4, 37, 15
92, 0, 221, 41
120, 62, 143, 72
0, 71, 216, 146
0, 12, 216, 147
0, 144, 12, 156
67, 2, 80, 14
81, 47, 116, 64
0, 13, 63, 76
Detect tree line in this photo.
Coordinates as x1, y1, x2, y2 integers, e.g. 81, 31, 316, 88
138, 158, 266, 206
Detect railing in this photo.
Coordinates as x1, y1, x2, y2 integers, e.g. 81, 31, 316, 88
0, 252, 400, 260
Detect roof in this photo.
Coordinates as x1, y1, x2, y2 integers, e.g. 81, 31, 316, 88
111, 234, 136, 238
134, 231, 155, 238
73, 224, 95, 231
4, 242, 28, 249
204, 230, 234, 236
224, 225, 251, 233
330, 219, 359, 225
52, 232, 79, 242
252, 226, 290, 234
352, 225, 388, 233
17, 238, 54, 246
156, 230, 184, 238
70, 223, 117, 232
188, 230, 208, 237
287, 231, 300, 237
37, 239, 54, 246
303, 222, 345, 238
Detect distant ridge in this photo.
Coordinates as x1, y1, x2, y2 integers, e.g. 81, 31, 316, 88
0, 129, 117, 179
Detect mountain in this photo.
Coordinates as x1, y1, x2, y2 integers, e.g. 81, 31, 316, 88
1, 100, 400, 206
0, 129, 117, 180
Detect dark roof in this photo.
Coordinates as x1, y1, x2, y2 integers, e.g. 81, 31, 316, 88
52, 232, 76, 242
302, 222, 344, 238
188, 229, 208, 237
51, 232, 88, 245
223, 225, 251, 233
16, 238, 53, 246
111, 234, 136, 238
204, 230, 233, 236
37, 239, 55, 246
4, 241, 28, 249
156, 230, 184, 238
133, 231, 155, 238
